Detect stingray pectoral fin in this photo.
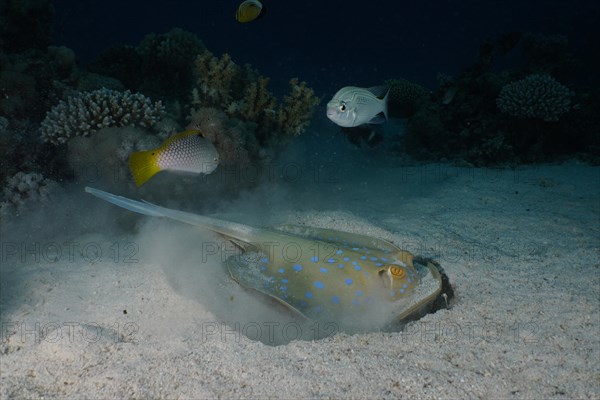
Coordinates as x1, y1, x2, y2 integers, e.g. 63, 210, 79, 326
225, 253, 311, 322
273, 225, 400, 253
393, 259, 443, 322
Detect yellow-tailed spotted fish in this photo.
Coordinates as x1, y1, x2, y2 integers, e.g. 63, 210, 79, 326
128, 129, 219, 187
236, 0, 266, 23
326, 86, 390, 127
85, 187, 452, 329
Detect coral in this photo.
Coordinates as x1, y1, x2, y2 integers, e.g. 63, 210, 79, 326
89, 28, 205, 100
138, 28, 204, 68
191, 51, 319, 145
385, 78, 430, 118
0, 46, 80, 119
67, 126, 160, 192
496, 74, 575, 122
0, 67, 36, 116
274, 78, 321, 137
137, 28, 205, 98
40, 88, 166, 144
192, 52, 248, 109
521, 33, 574, 79
189, 107, 259, 168
0, 118, 50, 187
0, 171, 58, 218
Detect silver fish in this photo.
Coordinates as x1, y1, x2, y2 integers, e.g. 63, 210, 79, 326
85, 187, 449, 329
326, 86, 389, 127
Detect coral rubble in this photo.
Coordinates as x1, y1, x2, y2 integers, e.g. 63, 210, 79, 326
0, 171, 57, 218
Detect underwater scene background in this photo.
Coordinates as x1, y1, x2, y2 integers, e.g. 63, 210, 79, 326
0, 0, 599, 398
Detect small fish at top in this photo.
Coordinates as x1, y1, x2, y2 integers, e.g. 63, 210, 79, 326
326, 86, 389, 128
128, 129, 219, 187
236, 0, 267, 23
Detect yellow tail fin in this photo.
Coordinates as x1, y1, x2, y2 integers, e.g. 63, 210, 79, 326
129, 150, 161, 187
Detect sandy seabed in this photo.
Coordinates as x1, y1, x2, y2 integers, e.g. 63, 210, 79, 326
1, 160, 598, 399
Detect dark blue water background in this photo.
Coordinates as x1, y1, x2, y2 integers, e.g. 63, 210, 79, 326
51, 0, 599, 95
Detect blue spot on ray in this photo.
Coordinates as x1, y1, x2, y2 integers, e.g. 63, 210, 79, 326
278, 268, 285, 274
336, 250, 343, 255
280, 286, 288, 291
354, 265, 362, 271
331, 295, 340, 304
344, 257, 350, 262
293, 264, 303, 272
338, 264, 344, 269
355, 290, 363, 297
345, 278, 353, 285
320, 267, 328, 273
260, 265, 266, 271
311, 256, 318, 262
261, 257, 269, 263
327, 258, 335, 263
314, 281, 325, 289
360, 256, 367, 260
370, 257, 378, 261
305, 292, 313, 299
281, 278, 288, 283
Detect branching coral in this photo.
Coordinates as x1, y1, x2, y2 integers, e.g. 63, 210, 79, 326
191, 51, 319, 145
274, 78, 321, 137
192, 52, 245, 108
496, 74, 574, 122
40, 88, 165, 144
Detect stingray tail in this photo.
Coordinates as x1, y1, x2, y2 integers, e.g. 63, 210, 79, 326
84, 186, 255, 240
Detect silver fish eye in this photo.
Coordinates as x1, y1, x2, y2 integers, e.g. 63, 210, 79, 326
339, 102, 346, 112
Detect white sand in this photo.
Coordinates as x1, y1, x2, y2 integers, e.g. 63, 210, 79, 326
1, 157, 598, 398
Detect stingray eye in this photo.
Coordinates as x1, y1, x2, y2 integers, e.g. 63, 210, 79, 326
339, 102, 346, 112
389, 266, 406, 279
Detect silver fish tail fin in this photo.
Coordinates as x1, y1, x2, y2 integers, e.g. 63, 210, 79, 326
84, 187, 255, 241
366, 85, 389, 121
382, 87, 389, 120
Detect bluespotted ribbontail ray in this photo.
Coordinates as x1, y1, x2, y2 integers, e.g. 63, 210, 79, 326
85, 187, 452, 330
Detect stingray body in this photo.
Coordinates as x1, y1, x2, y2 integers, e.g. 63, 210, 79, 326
85, 187, 449, 327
